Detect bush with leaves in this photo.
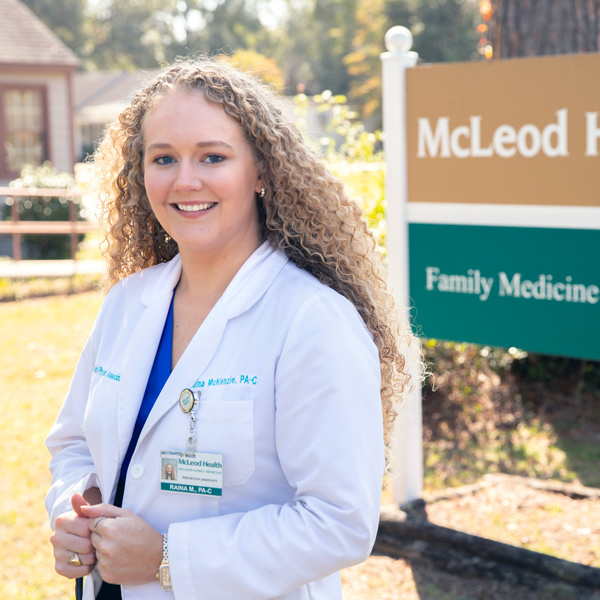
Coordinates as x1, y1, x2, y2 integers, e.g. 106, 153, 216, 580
7, 162, 81, 259
294, 91, 386, 247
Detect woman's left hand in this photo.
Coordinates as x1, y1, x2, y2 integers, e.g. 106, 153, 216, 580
81, 503, 163, 586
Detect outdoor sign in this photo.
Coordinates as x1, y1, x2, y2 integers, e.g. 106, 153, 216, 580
405, 53, 600, 360
381, 30, 600, 504
409, 224, 599, 359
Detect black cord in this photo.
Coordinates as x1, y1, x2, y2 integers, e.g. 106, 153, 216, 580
75, 577, 83, 600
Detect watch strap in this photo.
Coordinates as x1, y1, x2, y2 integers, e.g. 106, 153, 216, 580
157, 533, 172, 591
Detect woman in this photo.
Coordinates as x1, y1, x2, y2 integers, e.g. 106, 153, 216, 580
46, 58, 414, 600
162, 464, 176, 481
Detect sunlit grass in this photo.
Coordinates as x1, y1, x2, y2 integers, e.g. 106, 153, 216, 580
0, 292, 103, 599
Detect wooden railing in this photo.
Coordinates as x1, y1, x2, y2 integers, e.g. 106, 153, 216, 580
0, 187, 97, 261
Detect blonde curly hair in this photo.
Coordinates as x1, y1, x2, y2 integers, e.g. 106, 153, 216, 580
94, 57, 415, 441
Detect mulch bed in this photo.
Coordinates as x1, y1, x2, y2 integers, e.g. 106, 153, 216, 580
421, 474, 600, 568
342, 475, 600, 600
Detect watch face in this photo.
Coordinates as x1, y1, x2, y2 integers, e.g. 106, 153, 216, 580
159, 564, 172, 590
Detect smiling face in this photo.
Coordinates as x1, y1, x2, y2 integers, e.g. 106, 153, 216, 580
143, 90, 263, 262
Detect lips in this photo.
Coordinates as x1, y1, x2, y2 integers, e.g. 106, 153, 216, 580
175, 202, 216, 212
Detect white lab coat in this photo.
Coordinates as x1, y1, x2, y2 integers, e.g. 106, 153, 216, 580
46, 241, 385, 600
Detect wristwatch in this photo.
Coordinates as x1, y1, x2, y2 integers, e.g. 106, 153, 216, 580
157, 533, 172, 591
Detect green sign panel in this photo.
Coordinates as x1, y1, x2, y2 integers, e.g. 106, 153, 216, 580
409, 224, 600, 360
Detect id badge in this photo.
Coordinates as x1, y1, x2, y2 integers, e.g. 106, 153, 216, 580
160, 449, 223, 496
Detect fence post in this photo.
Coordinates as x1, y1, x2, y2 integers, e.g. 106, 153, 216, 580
10, 197, 22, 261
381, 26, 423, 505
69, 197, 78, 260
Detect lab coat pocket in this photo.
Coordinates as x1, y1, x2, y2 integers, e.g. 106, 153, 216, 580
196, 400, 255, 486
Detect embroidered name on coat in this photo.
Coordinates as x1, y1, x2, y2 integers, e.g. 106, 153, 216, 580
94, 366, 121, 382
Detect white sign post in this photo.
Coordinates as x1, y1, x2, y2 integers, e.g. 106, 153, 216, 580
381, 27, 423, 505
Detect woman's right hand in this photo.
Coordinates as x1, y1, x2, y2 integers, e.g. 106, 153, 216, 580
50, 493, 97, 579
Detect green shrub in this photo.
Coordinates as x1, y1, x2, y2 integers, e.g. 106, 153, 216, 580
294, 91, 386, 248
7, 162, 81, 260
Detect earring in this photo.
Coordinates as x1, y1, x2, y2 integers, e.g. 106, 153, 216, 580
259, 188, 266, 198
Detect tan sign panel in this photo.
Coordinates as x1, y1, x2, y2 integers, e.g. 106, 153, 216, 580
406, 53, 600, 207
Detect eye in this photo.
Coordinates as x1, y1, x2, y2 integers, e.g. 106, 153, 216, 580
203, 154, 225, 164
154, 155, 176, 165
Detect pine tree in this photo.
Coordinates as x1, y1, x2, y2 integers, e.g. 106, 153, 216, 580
487, 0, 600, 58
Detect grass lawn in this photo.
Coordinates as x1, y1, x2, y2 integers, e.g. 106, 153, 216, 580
1, 291, 597, 598
0, 291, 103, 599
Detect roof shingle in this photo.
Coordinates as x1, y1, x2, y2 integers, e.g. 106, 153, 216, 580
0, 0, 79, 68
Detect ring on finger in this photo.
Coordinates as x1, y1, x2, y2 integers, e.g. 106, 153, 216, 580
69, 552, 82, 567
93, 515, 108, 534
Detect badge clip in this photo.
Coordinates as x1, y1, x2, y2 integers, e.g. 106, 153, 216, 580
179, 388, 200, 454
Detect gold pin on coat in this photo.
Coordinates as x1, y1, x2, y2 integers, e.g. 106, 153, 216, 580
179, 388, 199, 414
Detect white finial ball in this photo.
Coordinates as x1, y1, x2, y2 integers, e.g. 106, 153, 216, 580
385, 26, 413, 53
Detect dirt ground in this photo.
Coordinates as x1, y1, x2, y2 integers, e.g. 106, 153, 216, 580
341, 476, 600, 600
341, 552, 599, 600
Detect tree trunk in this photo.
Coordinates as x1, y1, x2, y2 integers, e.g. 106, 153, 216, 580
489, 0, 600, 58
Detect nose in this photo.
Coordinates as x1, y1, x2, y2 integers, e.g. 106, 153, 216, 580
173, 159, 203, 193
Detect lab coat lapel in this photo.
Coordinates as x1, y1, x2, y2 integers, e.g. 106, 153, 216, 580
114, 258, 182, 480
136, 242, 287, 443
139, 301, 228, 439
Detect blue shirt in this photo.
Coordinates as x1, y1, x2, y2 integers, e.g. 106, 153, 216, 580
115, 292, 175, 506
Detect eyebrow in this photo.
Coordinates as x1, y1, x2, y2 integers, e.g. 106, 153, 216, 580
146, 140, 235, 151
